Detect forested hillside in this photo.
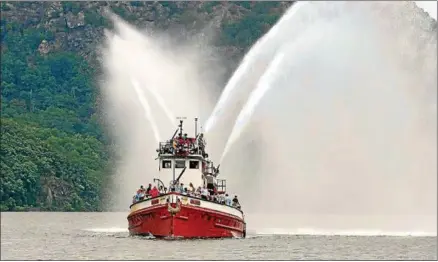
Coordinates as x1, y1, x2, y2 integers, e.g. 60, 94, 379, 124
0, 1, 292, 211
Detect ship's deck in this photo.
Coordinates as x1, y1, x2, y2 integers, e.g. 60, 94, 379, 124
129, 192, 244, 217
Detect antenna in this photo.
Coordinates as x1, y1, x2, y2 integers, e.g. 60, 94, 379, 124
195, 117, 198, 138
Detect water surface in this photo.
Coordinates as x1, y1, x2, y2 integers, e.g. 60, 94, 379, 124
1, 212, 436, 260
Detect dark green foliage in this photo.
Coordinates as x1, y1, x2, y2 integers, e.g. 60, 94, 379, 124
1, 16, 110, 211
84, 10, 112, 28
111, 6, 128, 19
221, 12, 281, 48
160, 1, 183, 15
129, 1, 144, 8
234, 1, 252, 10
1, 2, 11, 11
220, 2, 285, 48
199, 2, 220, 13
252, 2, 282, 14
62, 2, 82, 15
0, 118, 108, 211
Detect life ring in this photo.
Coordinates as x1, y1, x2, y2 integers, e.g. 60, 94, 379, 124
167, 199, 181, 214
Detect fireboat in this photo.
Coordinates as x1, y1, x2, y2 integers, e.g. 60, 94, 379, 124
127, 118, 246, 239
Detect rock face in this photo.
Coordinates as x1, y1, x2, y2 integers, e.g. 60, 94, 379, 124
38, 39, 50, 54
1, 1, 292, 75
65, 11, 85, 29
46, 1, 63, 19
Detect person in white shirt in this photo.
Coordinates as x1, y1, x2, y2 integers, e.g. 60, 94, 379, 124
218, 193, 225, 204
225, 194, 232, 206
201, 187, 209, 200
196, 186, 202, 197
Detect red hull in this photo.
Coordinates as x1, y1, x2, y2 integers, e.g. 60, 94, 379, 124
127, 197, 246, 239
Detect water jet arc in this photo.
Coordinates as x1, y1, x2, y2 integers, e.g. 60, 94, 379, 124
130, 78, 161, 143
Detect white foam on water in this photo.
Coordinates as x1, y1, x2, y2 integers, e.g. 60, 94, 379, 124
84, 227, 129, 233
252, 228, 437, 237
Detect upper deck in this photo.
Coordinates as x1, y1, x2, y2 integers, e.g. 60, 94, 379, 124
156, 118, 208, 159
154, 118, 223, 193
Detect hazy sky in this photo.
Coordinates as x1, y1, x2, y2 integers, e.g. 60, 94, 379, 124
414, 1, 437, 20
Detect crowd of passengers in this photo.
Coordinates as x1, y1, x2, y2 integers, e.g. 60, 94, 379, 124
132, 183, 241, 209
159, 133, 207, 157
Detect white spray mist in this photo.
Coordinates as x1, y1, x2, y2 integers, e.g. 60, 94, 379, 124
219, 1, 437, 234
99, 17, 221, 210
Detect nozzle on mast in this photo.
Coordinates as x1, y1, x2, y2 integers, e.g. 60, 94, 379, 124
195, 117, 198, 138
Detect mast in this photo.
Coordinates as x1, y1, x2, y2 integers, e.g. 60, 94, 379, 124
172, 120, 183, 191
178, 119, 183, 138
194, 117, 198, 138
173, 117, 185, 190
172, 157, 176, 191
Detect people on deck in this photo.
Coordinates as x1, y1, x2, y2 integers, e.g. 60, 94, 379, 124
225, 194, 232, 206
172, 139, 178, 151
232, 195, 241, 209
137, 185, 145, 195
201, 187, 209, 200
207, 183, 215, 196
131, 181, 242, 209
189, 183, 195, 193
174, 182, 180, 193
150, 186, 159, 198
178, 134, 184, 146
217, 193, 225, 204
162, 132, 208, 156
136, 185, 146, 201
146, 184, 152, 196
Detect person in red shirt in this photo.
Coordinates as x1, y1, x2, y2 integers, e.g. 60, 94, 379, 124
150, 186, 159, 198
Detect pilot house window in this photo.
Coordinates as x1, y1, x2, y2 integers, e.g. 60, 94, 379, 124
175, 160, 186, 168
162, 160, 171, 169
189, 160, 199, 169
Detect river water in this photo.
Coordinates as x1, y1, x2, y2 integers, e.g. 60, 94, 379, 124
1, 212, 436, 260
